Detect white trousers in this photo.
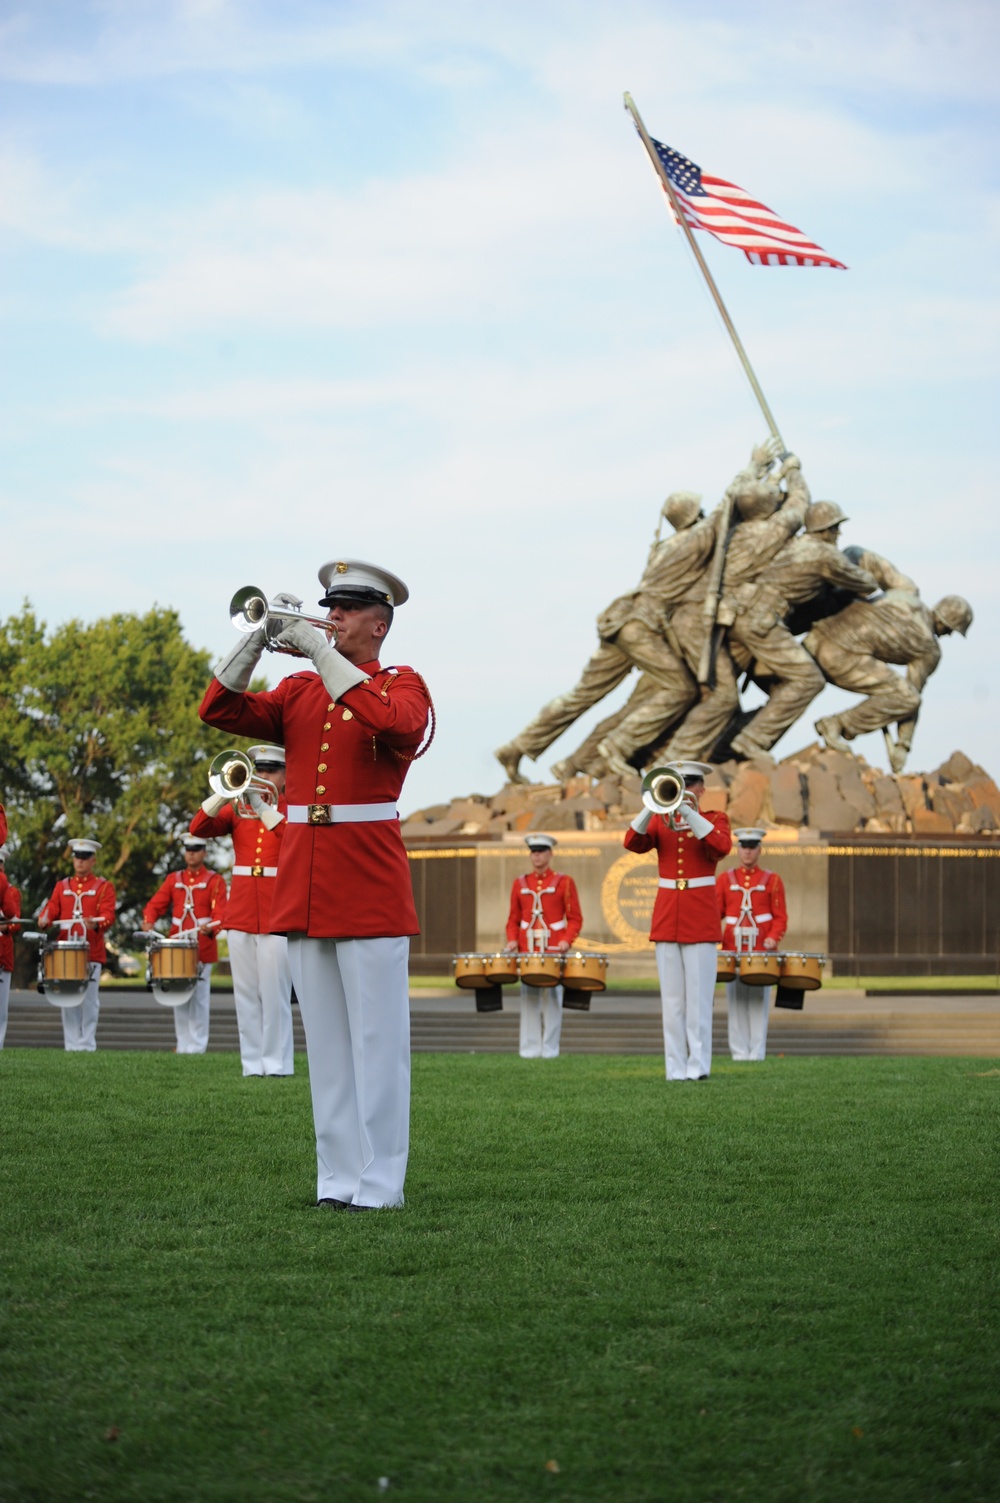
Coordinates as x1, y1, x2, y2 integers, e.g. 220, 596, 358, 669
519, 982, 563, 1058
727, 979, 772, 1061
288, 935, 410, 1208
60, 962, 101, 1052
655, 941, 716, 1081
173, 964, 212, 1054
0, 969, 10, 1048
228, 930, 294, 1076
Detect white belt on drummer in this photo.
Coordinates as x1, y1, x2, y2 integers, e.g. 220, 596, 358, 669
658, 876, 715, 890
286, 802, 398, 826
232, 865, 279, 878
724, 912, 772, 923
520, 918, 567, 930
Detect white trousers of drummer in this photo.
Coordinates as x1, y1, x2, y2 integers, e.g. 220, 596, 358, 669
519, 982, 563, 1059
288, 935, 410, 1209
655, 942, 716, 1081
228, 931, 294, 1076
727, 979, 772, 1062
60, 962, 101, 1052
174, 964, 212, 1054
0, 969, 10, 1049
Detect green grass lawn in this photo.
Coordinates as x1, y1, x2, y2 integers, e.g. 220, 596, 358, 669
1, 1053, 997, 1502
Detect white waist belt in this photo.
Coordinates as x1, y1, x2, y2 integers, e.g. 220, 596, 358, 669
520, 918, 567, 930
286, 802, 398, 825
659, 876, 715, 890
232, 865, 279, 878
724, 912, 772, 923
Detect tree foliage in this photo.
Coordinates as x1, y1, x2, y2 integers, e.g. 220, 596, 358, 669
0, 603, 257, 935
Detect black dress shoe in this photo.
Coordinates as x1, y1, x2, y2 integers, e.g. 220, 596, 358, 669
316, 1198, 349, 1210
346, 1204, 377, 1213
696, 1073, 709, 1080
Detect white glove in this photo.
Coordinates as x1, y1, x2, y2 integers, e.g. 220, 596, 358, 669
200, 792, 229, 818
630, 808, 653, 835
213, 627, 268, 693
679, 804, 714, 840
245, 787, 284, 830
275, 618, 368, 701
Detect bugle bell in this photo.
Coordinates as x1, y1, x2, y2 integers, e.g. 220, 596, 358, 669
641, 763, 695, 816
208, 749, 279, 820
229, 584, 335, 658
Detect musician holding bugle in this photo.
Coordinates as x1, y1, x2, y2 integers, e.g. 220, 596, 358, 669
142, 837, 227, 1055
623, 762, 731, 1081
0, 843, 21, 1049
190, 744, 294, 1077
37, 838, 116, 1052
199, 560, 433, 1212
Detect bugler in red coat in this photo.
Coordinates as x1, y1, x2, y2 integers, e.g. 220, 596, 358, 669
189, 799, 286, 934
623, 811, 731, 942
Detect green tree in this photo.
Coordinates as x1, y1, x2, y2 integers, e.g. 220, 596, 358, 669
0, 603, 258, 944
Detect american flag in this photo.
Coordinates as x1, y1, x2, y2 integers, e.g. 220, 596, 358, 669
650, 138, 845, 269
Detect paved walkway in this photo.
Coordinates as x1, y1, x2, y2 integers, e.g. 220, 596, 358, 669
5, 987, 999, 1056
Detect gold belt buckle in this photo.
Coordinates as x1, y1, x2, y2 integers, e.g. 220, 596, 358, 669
307, 804, 332, 826
675, 878, 688, 891
251, 864, 264, 878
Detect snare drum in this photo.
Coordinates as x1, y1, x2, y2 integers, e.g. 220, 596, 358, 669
518, 953, 564, 988
148, 937, 200, 1007
41, 941, 90, 1004
738, 953, 782, 987
483, 953, 520, 985
716, 950, 738, 984
561, 953, 608, 992
778, 953, 824, 991
453, 954, 492, 990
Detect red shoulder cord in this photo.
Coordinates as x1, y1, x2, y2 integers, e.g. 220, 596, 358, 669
379, 669, 437, 764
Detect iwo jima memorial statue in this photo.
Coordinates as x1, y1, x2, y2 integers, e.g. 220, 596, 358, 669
404, 98, 995, 977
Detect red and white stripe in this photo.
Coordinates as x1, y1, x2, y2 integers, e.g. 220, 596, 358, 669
666, 176, 846, 269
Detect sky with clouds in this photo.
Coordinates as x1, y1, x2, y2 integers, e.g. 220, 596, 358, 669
3, 0, 998, 813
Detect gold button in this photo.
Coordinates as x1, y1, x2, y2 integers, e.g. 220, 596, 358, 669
321, 742, 329, 751
317, 763, 327, 773
324, 722, 331, 730
316, 785, 326, 795
327, 703, 335, 711
342, 710, 353, 721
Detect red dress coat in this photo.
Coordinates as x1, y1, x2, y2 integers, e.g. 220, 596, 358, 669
0, 805, 6, 846
143, 868, 228, 963
39, 875, 117, 963
0, 873, 21, 973
199, 661, 430, 939
189, 800, 286, 935
623, 812, 732, 943
505, 871, 583, 952
716, 867, 787, 953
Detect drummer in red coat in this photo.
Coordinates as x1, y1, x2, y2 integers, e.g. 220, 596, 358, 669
38, 837, 116, 1052
503, 834, 583, 1059
0, 844, 21, 1050
143, 836, 227, 1055
717, 827, 788, 1062
199, 559, 432, 1211
191, 744, 293, 1077
623, 761, 731, 1080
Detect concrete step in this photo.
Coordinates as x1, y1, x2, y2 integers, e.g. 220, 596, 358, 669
4, 1001, 999, 1056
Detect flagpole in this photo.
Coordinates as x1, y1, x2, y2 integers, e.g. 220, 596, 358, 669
623, 92, 785, 452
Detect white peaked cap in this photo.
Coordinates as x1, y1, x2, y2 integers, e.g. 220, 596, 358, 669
675, 761, 714, 780
182, 836, 209, 849
249, 744, 285, 766
69, 838, 101, 855
735, 827, 767, 842
525, 834, 557, 850
318, 559, 409, 608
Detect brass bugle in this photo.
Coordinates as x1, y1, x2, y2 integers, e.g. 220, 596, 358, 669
641, 764, 695, 816
229, 584, 335, 657
208, 749, 279, 820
